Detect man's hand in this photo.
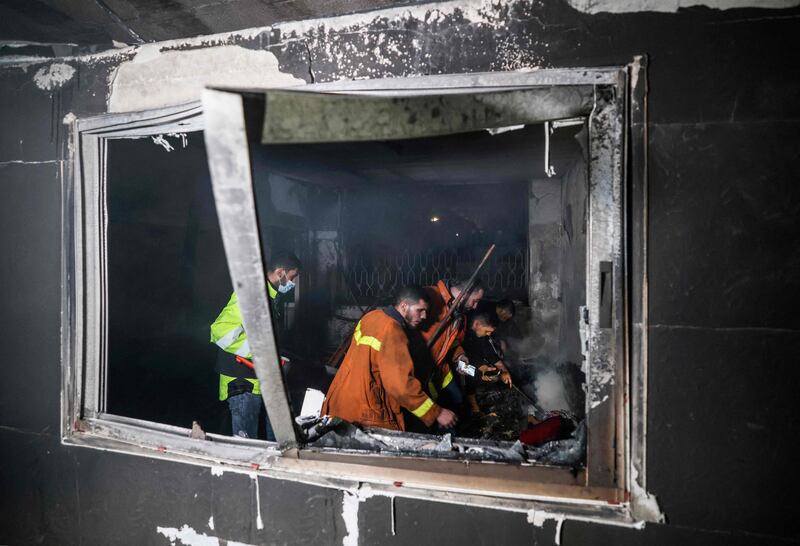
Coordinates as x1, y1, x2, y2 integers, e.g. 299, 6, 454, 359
479, 364, 499, 382
494, 361, 513, 387
455, 356, 473, 376
436, 408, 458, 429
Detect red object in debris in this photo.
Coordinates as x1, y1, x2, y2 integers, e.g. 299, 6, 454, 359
236, 355, 290, 368
519, 415, 564, 446
393, 481, 403, 488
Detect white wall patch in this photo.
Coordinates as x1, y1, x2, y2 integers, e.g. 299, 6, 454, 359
527, 510, 567, 544
567, 0, 800, 13
156, 524, 255, 546
108, 44, 305, 113
341, 491, 361, 546
252, 474, 264, 531
33, 63, 75, 91
630, 465, 665, 523
151, 135, 175, 152
157, 525, 219, 546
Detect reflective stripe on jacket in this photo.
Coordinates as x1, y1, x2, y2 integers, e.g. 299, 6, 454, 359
211, 284, 277, 400
219, 374, 261, 400
210, 284, 278, 359
321, 308, 441, 431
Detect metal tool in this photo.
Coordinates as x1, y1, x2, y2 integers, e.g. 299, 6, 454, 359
510, 384, 546, 419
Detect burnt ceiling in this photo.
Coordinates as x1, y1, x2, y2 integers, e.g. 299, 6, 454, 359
0, 0, 429, 58
255, 124, 585, 188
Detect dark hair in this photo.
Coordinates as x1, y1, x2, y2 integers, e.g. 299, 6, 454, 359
268, 251, 302, 273
395, 285, 429, 306
471, 311, 498, 328
496, 299, 515, 316
451, 277, 482, 292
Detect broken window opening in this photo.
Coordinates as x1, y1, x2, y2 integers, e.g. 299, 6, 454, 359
104, 132, 233, 433
203, 77, 629, 492
63, 66, 654, 522
247, 122, 589, 466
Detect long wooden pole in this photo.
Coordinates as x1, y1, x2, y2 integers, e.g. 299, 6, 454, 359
426, 244, 496, 348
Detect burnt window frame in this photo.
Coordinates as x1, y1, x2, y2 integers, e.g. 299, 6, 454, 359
61, 61, 659, 526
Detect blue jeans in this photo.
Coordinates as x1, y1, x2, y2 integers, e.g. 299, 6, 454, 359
228, 392, 275, 441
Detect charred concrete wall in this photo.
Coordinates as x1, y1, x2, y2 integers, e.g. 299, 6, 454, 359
519, 154, 587, 417
1, 1, 799, 544
528, 178, 564, 359
557, 158, 587, 370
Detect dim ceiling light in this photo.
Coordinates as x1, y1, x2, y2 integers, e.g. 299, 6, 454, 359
430, 216, 440, 223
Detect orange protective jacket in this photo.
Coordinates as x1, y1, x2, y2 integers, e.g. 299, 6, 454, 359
421, 280, 467, 394
321, 308, 441, 431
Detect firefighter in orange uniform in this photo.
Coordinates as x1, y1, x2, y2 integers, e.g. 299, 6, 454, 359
322, 286, 458, 431
421, 279, 485, 408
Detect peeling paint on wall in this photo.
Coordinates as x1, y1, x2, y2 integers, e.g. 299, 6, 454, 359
340, 484, 383, 546
108, 44, 305, 112
555, 518, 565, 544
156, 524, 255, 546
151, 135, 175, 152
630, 466, 665, 523
271, 0, 550, 79
33, 63, 75, 91
251, 473, 264, 530
527, 509, 566, 544
567, 0, 800, 13
341, 492, 360, 546
274, 0, 520, 36
9, 0, 552, 85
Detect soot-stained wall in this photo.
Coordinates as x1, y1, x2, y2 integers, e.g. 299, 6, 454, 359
1, 1, 799, 544
516, 152, 588, 417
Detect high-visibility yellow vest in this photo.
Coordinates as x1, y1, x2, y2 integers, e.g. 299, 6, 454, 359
211, 284, 277, 400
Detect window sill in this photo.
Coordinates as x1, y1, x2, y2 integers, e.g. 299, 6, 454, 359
64, 414, 634, 526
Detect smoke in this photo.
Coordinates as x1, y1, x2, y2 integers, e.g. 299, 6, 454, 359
532, 368, 571, 412
506, 317, 585, 418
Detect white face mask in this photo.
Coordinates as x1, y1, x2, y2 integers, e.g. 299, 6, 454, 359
277, 274, 295, 294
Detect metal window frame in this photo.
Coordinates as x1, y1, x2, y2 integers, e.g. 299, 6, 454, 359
61, 61, 659, 526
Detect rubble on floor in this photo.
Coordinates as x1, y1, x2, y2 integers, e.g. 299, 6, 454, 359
302, 416, 529, 462
299, 409, 586, 466
525, 420, 586, 466
457, 383, 527, 441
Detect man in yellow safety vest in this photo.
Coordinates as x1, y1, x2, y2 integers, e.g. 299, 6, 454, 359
210, 252, 301, 440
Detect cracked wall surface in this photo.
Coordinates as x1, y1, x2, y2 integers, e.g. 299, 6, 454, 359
1, 0, 800, 544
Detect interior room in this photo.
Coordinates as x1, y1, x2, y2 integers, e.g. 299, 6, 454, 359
104, 119, 589, 458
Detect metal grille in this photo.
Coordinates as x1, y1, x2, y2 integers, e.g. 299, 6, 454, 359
343, 247, 527, 301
